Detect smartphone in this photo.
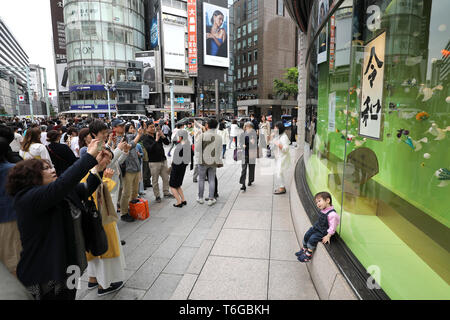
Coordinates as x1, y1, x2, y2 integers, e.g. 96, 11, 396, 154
97, 141, 104, 152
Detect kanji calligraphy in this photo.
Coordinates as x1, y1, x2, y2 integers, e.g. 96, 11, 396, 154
359, 32, 386, 140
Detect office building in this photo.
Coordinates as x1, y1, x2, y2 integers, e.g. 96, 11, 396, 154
0, 17, 31, 116
232, 0, 298, 118
62, 0, 147, 116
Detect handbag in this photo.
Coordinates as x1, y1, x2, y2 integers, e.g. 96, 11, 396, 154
81, 188, 108, 257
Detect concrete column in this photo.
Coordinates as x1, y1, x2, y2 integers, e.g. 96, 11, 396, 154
297, 31, 308, 153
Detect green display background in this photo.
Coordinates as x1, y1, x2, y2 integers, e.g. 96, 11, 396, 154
304, 0, 450, 299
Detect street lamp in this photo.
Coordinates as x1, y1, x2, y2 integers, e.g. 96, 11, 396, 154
104, 81, 114, 120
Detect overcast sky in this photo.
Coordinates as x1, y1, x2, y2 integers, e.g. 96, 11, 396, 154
1, 1, 56, 89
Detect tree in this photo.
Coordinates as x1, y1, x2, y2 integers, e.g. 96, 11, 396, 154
273, 67, 299, 100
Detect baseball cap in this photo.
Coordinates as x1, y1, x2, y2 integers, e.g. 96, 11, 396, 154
111, 119, 126, 128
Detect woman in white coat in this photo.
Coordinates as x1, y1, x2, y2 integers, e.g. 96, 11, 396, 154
218, 122, 230, 159
229, 120, 240, 149
272, 122, 291, 195
19, 127, 53, 167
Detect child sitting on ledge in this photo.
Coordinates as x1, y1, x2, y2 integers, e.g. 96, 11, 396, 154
296, 192, 340, 263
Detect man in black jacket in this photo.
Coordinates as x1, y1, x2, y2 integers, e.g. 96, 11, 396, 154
141, 122, 173, 203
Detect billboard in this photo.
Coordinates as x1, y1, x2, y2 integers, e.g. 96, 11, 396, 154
187, 0, 198, 76
163, 22, 186, 71
50, 0, 69, 92
135, 51, 157, 93
203, 3, 230, 68
150, 15, 159, 49
317, 0, 329, 64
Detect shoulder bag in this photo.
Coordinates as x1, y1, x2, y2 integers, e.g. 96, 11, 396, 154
81, 185, 108, 257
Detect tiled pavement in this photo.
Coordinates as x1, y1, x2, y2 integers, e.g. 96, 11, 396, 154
76, 146, 318, 300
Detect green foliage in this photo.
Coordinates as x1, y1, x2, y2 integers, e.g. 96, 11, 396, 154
50, 106, 57, 117
273, 67, 299, 100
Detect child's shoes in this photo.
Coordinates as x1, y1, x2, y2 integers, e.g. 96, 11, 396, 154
295, 248, 306, 257
297, 249, 313, 263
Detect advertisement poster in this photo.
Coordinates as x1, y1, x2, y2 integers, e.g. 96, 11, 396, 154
50, 0, 69, 92
203, 2, 230, 68
163, 21, 186, 71
328, 91, 336, 132
359, 32, 386, 140
150, 15, 159, 49
317, 0, 329, 64
135, 51, 156, 93
187, 0, 198, 76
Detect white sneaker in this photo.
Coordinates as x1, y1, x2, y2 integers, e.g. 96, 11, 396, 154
207, 199, 217, 206
197, 198, 205, 204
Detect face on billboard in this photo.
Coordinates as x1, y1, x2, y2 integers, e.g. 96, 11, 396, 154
203, 3, 230, 68
135, 52, 157, 92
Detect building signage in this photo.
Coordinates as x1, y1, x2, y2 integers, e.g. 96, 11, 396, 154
50, 0, 69, 93
359, 32, 386, 140
203, 3, 230, 68
329, 15, 336, 71
135, 51, 157, 93
317, 0, 329, 64
187, 0, 198, 76
328, 91, 336, 132
150, 16, 159, 49
163, 21, 187, 71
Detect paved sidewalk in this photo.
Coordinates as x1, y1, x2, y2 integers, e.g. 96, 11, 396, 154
76, 145, 318, 300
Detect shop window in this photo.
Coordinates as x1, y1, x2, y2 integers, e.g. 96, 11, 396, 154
303, 0, 450, 300
277, 0, 284, 16
84, 90, 94, 101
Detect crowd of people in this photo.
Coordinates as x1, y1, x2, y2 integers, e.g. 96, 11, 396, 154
0, 113, 295, 300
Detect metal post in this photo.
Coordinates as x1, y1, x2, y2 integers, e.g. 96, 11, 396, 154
42, 67, 51, 118
26, 66, 34, 122
13, 76, 19, 116
215, 79, 219, 121
106, 84, 112, 120
170, 80, 175, 131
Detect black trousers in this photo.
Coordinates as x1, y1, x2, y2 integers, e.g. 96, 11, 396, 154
143, 160, 152, 187
240, 163, 255, 186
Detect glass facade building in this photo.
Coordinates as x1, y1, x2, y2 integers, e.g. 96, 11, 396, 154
63, 0, 146, 114
290, 0, 449, 299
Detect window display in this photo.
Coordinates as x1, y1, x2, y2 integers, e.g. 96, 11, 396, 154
303, 0, 450, 299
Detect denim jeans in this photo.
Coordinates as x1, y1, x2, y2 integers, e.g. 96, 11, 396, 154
303, 227, 326, 250
198, 165, 216, 200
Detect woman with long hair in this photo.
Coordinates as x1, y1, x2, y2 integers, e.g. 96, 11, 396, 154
20, 127, 53, 167
239, 122, 257, 192
83, 148, 126, 297
218, 121, 230, 159
78, 128, 92, 158
169, 130, 189, 208
6, 139, 107, 300
46, 130, 78, 177
259, 115, 271, 157
206, 10, 227, 57
272, 122, 291, 195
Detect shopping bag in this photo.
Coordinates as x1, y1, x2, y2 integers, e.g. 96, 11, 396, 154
129, 198, 150, 220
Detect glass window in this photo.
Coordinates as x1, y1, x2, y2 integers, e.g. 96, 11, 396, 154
237, 55, 240, 65
248, 37, 252, 47
253, 19, 258, 31
237, 27, 241, 38
89, 1, 101, 20
243, 25, 246, 36
84, 90, 94, 100
243, 39, 247, 49
103, 41, 115, 61
253, 64, 257, 75
243, 68, 247, 78
254, 50, 258, 61
94, 90, 107, 101
94, 67, 104, 84
106, 68, 115, 83
248, 66, 252, 76
253, 34, 258, 45
248, 52, 252, 62
243, 54, 246, 64
277, 0, 284, 16
253, 79, 257, 86
117, 69, 126, 82
237, 69, 241, 79
248, 22, 252, 34
91, 41, 103, 60
237, 41, 241, 50
81, 68, 93, 84
237, 82, 241, 89
248, 80, 251, 88
302, 0, 450, 300
101, 2, 113, 22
